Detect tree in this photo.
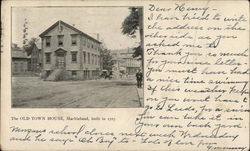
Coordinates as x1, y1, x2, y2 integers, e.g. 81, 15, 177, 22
121, 7, 139, 38
132, 45, 142, 58
23, 37, 38, 56
121, 7, 143, 59
100, 48, 113, 71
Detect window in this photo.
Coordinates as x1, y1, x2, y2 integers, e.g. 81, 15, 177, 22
96, 55, 97, 65
92, 54, 94, 64
14, 62, 18, 72
45, 53, 51, 64
71, 52, 77, 63
83, 38, 86, 46
97, 56, 100, 65
87, 39, 90, 48
97, 56, 99, 65
58, 35, 64, 46
20, 63, 23, 72
84, 70, 87, 79
72, 71, 77, 76
95, 55, 97, 65
71, 35, 77, 45
45, 37, 51, 47
91, 43, 93, 49
87, 52, 90, 64
83, 52, 86, 64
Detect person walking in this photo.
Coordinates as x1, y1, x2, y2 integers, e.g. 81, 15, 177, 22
136, 69, 143, 88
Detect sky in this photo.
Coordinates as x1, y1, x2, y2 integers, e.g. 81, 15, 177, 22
12, 7, 140, 50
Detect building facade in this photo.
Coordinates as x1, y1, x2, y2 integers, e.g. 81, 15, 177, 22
39, 20, 101, 80
12, 44, 29, 74
30, 42, 42, 72
111, 48, 141, 78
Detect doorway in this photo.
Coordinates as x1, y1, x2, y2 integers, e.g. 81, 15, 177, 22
57, 56, 65, 68
55, 48, 67, 69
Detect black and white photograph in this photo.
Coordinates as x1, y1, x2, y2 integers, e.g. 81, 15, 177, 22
2, 1, 249, 151
11, 6, 144, 108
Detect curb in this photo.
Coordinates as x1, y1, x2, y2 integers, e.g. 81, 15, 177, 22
136, 87, 144, 107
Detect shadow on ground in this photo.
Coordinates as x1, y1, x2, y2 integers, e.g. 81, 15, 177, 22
115, 81, 136, 86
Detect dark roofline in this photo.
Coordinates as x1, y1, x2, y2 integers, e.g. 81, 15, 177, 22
39, 20, 101, 44
12, 57, 29, 59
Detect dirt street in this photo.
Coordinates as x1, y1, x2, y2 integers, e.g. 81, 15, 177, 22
12, 77, 141, 108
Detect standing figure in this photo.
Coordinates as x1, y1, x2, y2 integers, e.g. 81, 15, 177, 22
136, 69, 143, 88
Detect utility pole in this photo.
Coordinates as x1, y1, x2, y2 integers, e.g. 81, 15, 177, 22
138, 8, 144, 74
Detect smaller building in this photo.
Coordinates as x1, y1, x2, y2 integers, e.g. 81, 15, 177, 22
12, 44, 29, 74
111, 48, 141, 78
30, 42, 42, 72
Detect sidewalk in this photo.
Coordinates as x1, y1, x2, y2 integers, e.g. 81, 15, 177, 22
136, 87, 144, 107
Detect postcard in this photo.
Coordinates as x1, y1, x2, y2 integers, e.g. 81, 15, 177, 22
1, 0, 249, 150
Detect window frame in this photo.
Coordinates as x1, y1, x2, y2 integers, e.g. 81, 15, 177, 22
45, 52, 51, 64
57, 35, 64, 47
87, 52, 90, 64
71, 51, 78, 63
83, 38, 86, 46
87, 39, 90, 48
95, 55, 97, 65
14, 62, 18, 72
72, 70, 77, 76
97, 55, 99, 65
45, 36, 51, 47
83, 51, 86, 64
71, 34, 77, 46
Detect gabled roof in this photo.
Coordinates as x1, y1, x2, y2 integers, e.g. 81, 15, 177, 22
55, 48, 67, 53
12, 50, 28, 59
11, 45, 28, 59
39, 20, 101, 44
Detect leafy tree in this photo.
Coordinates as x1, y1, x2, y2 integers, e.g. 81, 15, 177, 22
132, 45, 142, 59
100, 48, 113, 71
121, 7, 139, 38
23, 37, 38, 56
121, 7, 143, 58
